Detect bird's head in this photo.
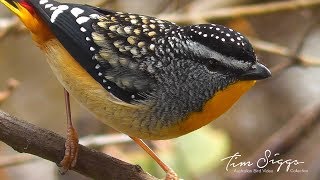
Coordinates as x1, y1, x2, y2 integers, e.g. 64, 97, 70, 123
179, 24, 271, 83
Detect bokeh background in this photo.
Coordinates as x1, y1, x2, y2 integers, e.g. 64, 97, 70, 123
0, 0, 320, 179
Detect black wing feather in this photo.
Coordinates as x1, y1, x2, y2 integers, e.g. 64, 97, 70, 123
27, 0, 157, 103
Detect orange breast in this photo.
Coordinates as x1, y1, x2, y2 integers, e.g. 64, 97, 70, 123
161, 80, 256, 139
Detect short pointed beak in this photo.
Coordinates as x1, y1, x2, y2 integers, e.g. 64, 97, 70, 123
240, 63, 271, 80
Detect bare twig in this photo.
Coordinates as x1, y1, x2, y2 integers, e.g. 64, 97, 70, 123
227, 101, 320, 180
0, 78, 19, 105
0, 111, 155, 180
160, 0, 320, 23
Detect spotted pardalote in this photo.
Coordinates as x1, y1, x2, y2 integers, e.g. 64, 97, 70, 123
0, 0, 271, 139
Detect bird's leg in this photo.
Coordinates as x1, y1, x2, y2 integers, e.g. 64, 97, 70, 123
130, 137, 178, 180
59, 89, 79, 174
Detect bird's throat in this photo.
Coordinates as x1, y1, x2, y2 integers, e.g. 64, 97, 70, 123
178, 80, 256, 135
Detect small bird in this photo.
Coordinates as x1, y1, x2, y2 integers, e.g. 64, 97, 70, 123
0, 0, 271, 179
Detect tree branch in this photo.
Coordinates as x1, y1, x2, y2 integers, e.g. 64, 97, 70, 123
0, 111, 156, 180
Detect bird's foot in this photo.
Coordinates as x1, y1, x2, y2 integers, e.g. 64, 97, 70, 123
59, 127, 79, 174
165, 168, 178, 180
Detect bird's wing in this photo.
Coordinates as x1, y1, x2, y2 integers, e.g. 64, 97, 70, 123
26, 1, 174, 103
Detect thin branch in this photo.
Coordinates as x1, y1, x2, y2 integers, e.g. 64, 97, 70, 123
0, 134, 131, 168
160, 0, 320, 23
0, 111, 156, 180
226, 101, 320, 180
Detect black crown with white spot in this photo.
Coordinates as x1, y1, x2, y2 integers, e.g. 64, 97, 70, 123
185, 24, 256, 63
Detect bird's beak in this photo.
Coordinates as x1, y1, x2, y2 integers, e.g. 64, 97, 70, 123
240, 63, 271, 80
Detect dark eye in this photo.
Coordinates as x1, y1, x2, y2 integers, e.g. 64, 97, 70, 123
201, 58, 225, 72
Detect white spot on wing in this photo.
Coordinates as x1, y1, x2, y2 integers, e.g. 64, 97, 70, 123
90, 47, 95, 51
130, 19, 138, 24
39, 0, 48, 5
50, 5, 69, 23
80, 27, 86, 32
89, 14, 100, 19
71, 7, 84, 18
45, 4, 53, 9
50, 7, 57, 11
76, 16, 90, 24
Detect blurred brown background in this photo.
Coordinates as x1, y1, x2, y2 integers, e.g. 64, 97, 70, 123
0, 0, 320, 180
